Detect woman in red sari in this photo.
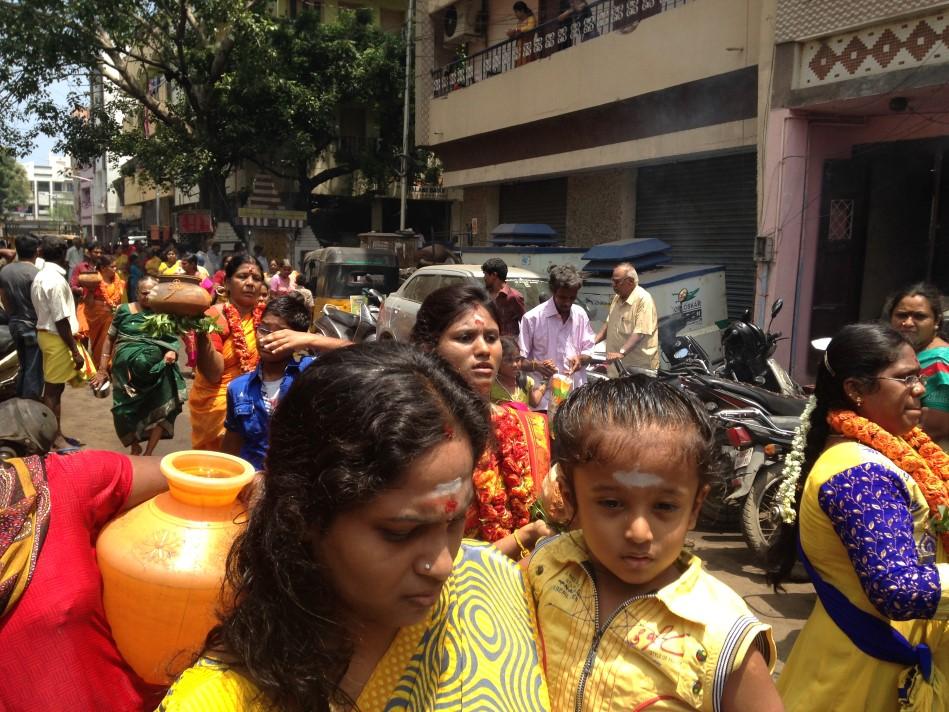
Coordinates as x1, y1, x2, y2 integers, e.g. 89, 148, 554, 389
189, 256, 266, 450
412, 284, 552, 560
85, 254, 126, 366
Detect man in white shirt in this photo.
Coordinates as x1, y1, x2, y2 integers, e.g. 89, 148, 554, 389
31, 234, 88, 447
65, 236, 84, 276
204, 241, 222, 275
595, 261, 659, 376
519, 264, 595, 410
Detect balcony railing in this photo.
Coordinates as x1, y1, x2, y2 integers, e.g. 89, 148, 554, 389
432, 0, 692, 98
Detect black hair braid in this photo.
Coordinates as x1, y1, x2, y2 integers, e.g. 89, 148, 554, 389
767, 323, 909, 586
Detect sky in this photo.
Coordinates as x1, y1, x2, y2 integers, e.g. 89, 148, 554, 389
19, 79, 79, 165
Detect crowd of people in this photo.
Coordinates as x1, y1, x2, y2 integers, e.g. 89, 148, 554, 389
4, 233, 949, 711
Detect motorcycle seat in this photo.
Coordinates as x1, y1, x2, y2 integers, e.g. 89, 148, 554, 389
771, 415, 805, 431
324, 306, 358, 328
699, 374, 807, 417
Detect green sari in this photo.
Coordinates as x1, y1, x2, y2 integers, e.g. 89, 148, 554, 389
109, 303, 187, 446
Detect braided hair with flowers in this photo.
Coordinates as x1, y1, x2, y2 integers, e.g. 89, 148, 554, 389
769, 323, 931, 584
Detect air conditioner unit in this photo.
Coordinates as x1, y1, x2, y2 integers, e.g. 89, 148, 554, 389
443, 0, 480, 45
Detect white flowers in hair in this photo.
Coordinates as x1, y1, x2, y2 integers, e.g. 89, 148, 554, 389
775, 395, 818, 524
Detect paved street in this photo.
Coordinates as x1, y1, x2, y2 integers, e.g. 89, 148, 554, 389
62, 380, 814, 673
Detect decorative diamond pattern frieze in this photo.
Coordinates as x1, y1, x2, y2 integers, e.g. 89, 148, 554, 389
797, 11, 949, 88
776, 0, 948, 44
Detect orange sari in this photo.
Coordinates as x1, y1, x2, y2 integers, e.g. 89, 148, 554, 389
188, 305, 260, 450
86, 276, 126, 365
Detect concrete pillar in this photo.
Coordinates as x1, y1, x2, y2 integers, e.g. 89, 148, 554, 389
370, 198, 384, 231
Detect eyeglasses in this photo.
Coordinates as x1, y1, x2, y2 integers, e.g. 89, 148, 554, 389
874, 374, 928, 387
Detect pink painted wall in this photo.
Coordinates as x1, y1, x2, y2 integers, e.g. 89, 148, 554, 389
760, 109, 949, 382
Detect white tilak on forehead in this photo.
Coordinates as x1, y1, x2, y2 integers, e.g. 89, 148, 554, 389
430, 477, 465, 497
612, 470, 665, 489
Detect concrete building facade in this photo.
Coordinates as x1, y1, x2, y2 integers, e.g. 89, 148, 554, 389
417, 0, 767, 317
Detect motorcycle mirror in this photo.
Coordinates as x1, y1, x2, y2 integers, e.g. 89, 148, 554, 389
771, 299, 783, 318
811, 337, 831, 352
741, 308, 752, 323
365, 288, 385, 305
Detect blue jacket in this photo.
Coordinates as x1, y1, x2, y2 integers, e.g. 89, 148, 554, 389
224, 355, 315, 470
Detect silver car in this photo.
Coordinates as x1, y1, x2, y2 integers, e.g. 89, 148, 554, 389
377, 264, 550, 342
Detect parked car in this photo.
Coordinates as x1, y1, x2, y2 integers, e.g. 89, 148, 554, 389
377, 264, 551, 342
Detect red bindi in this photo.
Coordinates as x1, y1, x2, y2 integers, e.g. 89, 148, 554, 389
444, 499, 458, 515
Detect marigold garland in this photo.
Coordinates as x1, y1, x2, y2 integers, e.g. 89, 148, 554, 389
828, 410, 949, 549
465, 405, 536, 542
96, 278, 123, 312
223, 301, 265, 373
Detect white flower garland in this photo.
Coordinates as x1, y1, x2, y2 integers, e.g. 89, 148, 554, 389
775, 395, 818, 524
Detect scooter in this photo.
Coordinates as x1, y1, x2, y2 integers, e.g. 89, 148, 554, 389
314, 289, 383, 344
720, 299, 802, 397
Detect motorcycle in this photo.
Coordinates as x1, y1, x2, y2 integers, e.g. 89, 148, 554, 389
663, 299, 803, 397
314, 288, 383, 344
0, 398, 59, 459
669, 370, 806, 532
0, 322, 20, 402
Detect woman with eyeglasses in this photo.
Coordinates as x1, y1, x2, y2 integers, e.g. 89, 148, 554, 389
221, 294, 315, 470
887, 283, 949, 450
772, 323, 949, 711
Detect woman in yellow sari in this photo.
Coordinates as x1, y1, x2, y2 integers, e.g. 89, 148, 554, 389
85, 254, 126, 366
411, 284, 552, 560
189, 256, 265, 450
159, 343, 549, 711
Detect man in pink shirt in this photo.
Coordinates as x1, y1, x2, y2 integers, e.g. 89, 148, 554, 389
518, 264, 595, 410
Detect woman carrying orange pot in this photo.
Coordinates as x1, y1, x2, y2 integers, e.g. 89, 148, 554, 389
159, 343, 550, 711
0, 450, 170, 710
188, 256, 266, 450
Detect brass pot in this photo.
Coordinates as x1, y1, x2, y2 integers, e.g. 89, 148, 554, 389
77, 271, 102, 289
148, 275, 211, 317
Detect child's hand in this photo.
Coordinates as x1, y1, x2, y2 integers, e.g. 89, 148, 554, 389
540, 464, 574, 527
521, 519, 553, 547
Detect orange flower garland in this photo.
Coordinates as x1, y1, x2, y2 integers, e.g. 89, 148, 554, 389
223, 301, 266, 373
828, 410, 949, 549
466, 406, 536, 542
96, 278, 123, 312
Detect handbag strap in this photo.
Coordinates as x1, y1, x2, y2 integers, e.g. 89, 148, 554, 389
797, 541, 932, 682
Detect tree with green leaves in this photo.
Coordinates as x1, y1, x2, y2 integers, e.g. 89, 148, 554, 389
0, 150, 31, 220
0, 1, 407, 230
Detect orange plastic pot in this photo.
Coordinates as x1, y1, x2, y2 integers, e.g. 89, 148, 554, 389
96, 450, 255, 684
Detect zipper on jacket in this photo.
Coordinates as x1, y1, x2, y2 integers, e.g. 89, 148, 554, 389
573, 561, 656, 712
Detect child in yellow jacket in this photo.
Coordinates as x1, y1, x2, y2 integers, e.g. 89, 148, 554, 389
529, 375, 783, 712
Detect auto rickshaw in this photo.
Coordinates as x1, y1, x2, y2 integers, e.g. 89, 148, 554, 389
302, 246, 400, 318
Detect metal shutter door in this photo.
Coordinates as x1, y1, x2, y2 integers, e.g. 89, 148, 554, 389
636, 152, 757, 318
499, 178, 568, 239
